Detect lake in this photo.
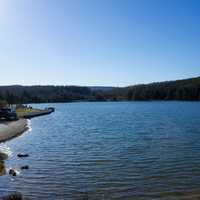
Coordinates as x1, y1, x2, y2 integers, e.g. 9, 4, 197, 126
1, 102, 200, 199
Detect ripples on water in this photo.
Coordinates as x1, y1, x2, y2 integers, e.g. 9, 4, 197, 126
0, 102, 200, 199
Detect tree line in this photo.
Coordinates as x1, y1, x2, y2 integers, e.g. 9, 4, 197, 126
0, 77, 200, 104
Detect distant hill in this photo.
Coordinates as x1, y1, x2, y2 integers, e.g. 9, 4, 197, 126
89, 86, 115, 92
0, 77, 199, 104
0, 85, 92, 104
107, 76, 200, 101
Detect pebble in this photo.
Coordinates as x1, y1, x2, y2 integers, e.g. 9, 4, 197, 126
21, 165, 29, 170
9, 169, 17, 176
17, 154, 29, 158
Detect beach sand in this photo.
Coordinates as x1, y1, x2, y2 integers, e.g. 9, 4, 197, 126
0, 119, 29, 143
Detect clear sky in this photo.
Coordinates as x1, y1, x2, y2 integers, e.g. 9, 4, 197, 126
0, 0, 200, 86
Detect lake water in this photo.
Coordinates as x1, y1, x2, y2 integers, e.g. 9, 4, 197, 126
0, 102, 200, 199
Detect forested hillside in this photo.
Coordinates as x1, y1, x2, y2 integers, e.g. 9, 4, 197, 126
125, 77, 200, 101
0, 77, 199, 104
0, 85, 92, 104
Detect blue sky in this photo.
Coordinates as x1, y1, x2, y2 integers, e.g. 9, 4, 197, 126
0, 0, 200, 86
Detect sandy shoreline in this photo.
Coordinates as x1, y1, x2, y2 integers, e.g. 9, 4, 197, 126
0, 119, 29, 143
0, 107, 54, 143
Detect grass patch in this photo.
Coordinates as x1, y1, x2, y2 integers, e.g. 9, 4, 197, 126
16, 108, 42, 118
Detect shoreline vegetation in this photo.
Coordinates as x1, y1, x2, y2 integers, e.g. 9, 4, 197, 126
0, 76, 199, 104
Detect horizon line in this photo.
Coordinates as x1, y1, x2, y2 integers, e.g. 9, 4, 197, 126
0, 76, 199, 88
